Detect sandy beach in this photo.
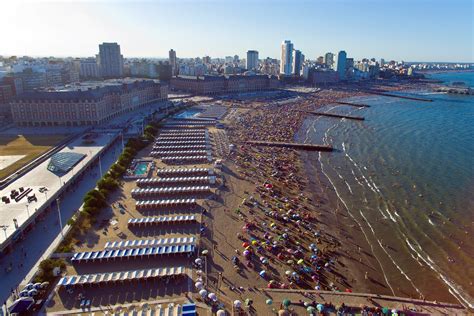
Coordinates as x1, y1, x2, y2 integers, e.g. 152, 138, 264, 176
195, 85, 468, 314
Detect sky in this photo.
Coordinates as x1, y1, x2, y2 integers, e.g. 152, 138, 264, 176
1, 0, 473, 62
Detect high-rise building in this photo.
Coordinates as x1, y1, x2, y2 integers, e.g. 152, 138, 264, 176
98, 42, 124, 78
233, 55, 239, 63
246, 50, 259, 70
203, 56, 211, 64
324, 52, 334, 69
280, 40, 293, 75
292, 50, 303, 76
336, 50, 347, 80
169, 49, 177, 76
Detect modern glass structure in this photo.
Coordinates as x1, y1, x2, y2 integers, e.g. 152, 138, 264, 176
336, 50, 347, 80
47, 152, 86, 173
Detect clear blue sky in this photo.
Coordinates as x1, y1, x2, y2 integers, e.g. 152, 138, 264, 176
2, 0, 473, 62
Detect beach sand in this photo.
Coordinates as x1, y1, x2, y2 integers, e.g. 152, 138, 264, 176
200, 86, 465, 313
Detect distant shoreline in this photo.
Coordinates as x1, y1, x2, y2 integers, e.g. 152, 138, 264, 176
417, 69, 474, 74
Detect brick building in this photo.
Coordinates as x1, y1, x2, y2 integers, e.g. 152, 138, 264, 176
10, 79, 168, 127
170, 75, 279, 95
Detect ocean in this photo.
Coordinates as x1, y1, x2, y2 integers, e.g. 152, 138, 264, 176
298, 72, 474, 307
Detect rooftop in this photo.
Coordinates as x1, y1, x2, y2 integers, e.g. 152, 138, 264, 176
14, 78, 164, 101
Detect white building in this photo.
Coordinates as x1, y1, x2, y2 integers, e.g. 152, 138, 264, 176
80, 58, 99, 78
280, 40, 293, 75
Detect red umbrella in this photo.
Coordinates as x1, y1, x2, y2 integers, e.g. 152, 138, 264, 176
345, 288, 353, 293
242, 242, 250, 248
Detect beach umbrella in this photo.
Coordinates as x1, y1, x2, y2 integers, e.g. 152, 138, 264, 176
265, 299, 273, 305
251, 240, 258, 245
282, 299, 291, 307
194, 282, 203, 289
140, 303, 149, 311
316, 304, 324, 312
199, 289, 207, 297
208, 293, 217, 301
33, 283, 42, 289
216, 310, 226, 316
315, 285, 321, 290
233, 300, 242, 308
25, 283, 34, 290
41, 282, 50, 288
345, 288, 352, 293
243, 250, 250, 257
19, 290, 28, 297
307, 306, 316, 314
201, 249, 209, 255
194, 258, 202, 265
311, 275, 318, 281
287, 260, 294, 265
242, 242, 250, 248
381, 307, 389, 314
259, 270, 266, 277
27, 289, 38, 297
285, 270, 292, 276
297, 259, 304, 265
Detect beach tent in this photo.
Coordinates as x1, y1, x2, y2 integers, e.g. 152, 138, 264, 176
8, 297, 34, 314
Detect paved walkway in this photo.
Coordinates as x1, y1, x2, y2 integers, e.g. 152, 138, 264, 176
0, 140, 122, 304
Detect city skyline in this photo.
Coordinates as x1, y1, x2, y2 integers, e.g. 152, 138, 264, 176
1, 0, 473, 62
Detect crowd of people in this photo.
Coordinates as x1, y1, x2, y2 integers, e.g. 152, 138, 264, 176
223, 91, 360, 294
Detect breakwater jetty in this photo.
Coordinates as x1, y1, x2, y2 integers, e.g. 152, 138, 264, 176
301, 110, 365, 121
366, 91, 433, 102
244, 141, 333, 152
333, 101, 370, 108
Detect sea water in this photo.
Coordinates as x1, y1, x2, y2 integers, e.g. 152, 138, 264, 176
299, 72, 474, 307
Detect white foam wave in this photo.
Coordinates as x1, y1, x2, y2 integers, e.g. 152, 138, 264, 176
360, 211, 423, 297
318, 143, 395, 294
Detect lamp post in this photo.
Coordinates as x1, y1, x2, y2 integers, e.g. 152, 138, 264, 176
56, 198, 64, 237
0, 225, 8, 239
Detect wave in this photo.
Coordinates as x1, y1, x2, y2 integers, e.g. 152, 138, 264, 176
359, 211, 424, 297
319, 121, 396, 295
